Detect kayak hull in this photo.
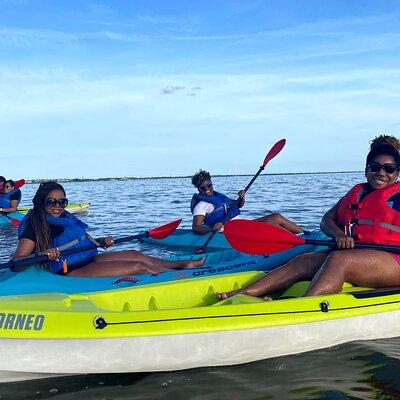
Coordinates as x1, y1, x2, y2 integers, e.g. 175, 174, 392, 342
18, 202, 90, 215
0, 203, 90, 228
0, 272, 400, 381
0, 211, 24, 227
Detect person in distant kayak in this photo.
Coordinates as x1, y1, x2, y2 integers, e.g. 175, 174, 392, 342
0, 179, 22, 214
13, 181, 205, 276
190, 170, 303, 234
216, 141, 400, 299
0, 176, 5, 194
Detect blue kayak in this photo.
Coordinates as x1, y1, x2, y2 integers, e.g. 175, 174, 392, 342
0, 230, 328, 296
141, 228, 232, 250
0, 211, 24, 227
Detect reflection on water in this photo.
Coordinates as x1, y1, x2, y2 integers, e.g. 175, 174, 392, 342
1, 173, 400, 399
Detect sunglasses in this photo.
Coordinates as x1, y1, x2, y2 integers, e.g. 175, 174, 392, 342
199, 181, 213, 192
45, 198, 69, 208
367, 162, 398, 174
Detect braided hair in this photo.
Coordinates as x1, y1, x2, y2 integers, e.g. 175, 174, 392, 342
29, 181, 66, 252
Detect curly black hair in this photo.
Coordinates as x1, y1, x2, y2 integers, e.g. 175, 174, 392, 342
370, 135, 400, 152
191, 170, 211, 188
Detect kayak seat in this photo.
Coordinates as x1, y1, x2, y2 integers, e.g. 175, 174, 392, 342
278, 281, 310, 299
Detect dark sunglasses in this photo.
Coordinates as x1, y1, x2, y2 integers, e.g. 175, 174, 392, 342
45, 198, 69, 208
199, 181, 213, 191
367, 162, 398, 174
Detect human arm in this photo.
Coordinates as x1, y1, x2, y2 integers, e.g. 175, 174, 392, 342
192, 214, 223, 234
0, 199, 19, 213
11, 238, 60, 271
320, 201, 355, 249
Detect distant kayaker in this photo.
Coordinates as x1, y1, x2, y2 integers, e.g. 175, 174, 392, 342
190, 169, 303, 234
0, 179, 22, 214
217, 140, 400, 299
0, 176, 5, 194
13, 181, 205, 276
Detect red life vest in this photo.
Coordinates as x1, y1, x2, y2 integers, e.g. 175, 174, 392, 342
336, 182, 400, 245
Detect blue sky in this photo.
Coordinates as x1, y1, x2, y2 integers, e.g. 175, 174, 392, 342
1, 0, 400, 179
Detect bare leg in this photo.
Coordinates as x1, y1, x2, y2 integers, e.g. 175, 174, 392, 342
306, 249, 400, 296
256, 213, 303, 234
216, 252, 328, 299
67, 260, 173, 277
95, 250, 205, 269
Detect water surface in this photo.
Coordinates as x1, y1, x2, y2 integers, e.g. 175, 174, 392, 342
1, 173, 400, 399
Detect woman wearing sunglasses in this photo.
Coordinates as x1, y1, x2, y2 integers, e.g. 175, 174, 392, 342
0, 179, 22, 214
217, 142, 400, 300
190, 170, 303, 235
13, 181, 204, 276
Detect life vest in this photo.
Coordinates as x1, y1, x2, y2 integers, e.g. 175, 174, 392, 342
336, 182, 400, 245
190, 191, 240, 227
0, 188, 21, 208
18, 210, 98, 274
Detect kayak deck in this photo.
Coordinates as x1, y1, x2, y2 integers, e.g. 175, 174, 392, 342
0, 231, 328, 296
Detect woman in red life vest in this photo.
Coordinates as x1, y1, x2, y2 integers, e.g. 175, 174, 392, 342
217, 142, 400, 299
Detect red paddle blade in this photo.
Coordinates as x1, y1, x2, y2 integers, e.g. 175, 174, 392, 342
224, 219, 304, 255
15, 179, 26, 189
262, 139, 286, 166
148, 219, 182, 239
9, 217, 20, 227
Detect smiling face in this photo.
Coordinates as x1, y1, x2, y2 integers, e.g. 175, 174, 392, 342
366, 154, 399, 190
44, 189, 67, 218
3, 183, 13, 193
198, 180, 214, 196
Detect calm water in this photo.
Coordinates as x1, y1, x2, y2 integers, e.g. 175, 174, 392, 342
1, 173, 400, 399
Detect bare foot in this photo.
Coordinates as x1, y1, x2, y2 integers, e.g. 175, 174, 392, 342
174, 257, 206, 270
215, 290, 243, 300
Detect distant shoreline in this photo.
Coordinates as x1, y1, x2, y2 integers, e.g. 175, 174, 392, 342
23, 171, 363, 184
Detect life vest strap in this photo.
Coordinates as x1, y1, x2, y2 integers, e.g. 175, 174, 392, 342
380, 222, 400, 233
57, 235, 87, 251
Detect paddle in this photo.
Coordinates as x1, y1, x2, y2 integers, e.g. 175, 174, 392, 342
195, 138, 287, 254
0, 218, 182, 271
224, 219, 400, 255
15, 179, 26, 189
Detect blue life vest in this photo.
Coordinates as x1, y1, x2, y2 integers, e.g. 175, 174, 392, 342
19, 210, 98, 274
190, 191, 240, 227
0, 189, 21, 208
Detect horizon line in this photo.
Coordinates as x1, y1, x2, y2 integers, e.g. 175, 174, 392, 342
22, 170, 363, 183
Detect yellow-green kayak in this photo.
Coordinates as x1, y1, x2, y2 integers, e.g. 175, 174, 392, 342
18, 202, 90, 215
0, 271, 399, 382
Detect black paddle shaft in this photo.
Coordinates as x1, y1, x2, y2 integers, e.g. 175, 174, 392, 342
0, 231, 150, 271
305, 239, 400, 253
